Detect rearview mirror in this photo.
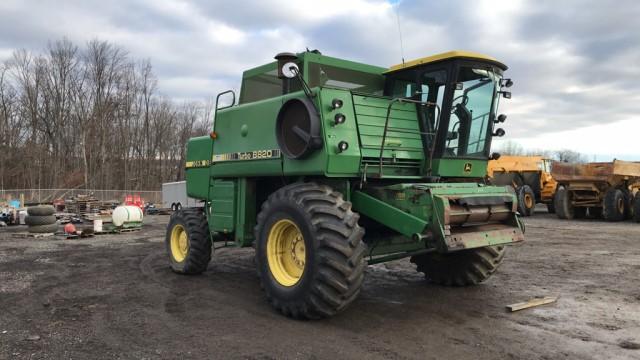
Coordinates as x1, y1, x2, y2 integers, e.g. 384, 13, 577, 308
495, 114, 507, 123
492, 128, 506, 137
501, 78, 513, 88
500, 91, 511, 99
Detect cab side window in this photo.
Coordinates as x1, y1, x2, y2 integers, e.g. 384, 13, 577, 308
239, 68, 281, 104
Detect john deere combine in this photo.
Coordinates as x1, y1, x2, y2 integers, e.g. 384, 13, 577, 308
166, 50, 524, 319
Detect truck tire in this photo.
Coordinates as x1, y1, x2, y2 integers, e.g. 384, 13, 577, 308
27, 205, 55, 216
254, 182, 366, 319
410, 246, 506, 286
28, 223, 58, 233
166, 209, 211, 274
603, 188, 625, 222
555, 187, 574, 219
25, 215, 57, 226
633, 193, 640, 223
517, 185, 535, 216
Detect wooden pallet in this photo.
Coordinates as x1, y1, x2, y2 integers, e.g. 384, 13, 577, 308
12, 232, 55, 238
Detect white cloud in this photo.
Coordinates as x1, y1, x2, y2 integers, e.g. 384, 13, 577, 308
0, 0, 638, 158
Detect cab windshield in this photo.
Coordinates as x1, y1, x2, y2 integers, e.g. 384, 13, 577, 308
444, 66, 501, 158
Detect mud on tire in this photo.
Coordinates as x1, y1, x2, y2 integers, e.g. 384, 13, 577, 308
165, 208, 212, 274
254, 182, 366, 319
410, 246, 506, 286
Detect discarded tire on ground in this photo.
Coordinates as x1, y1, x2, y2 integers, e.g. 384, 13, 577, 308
27, 205, 55, 216
28, 223, 59, 234
25, 215, 57, 226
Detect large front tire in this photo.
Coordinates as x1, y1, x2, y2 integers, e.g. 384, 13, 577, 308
410, 246, 506, 286
254, 182, 366, 319
165, 209, 212, 274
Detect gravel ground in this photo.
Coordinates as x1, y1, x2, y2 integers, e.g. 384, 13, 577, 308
0, 210, 639, 359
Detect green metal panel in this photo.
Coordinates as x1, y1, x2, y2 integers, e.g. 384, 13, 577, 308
318, 88, 362, 176
351, 191, 428, 237
430, 158, 488, 178
352, 95, 422, 160
185, 136, 213, 199
211, 97, 283, 178
209, 179, 236, 234
234, 178, 256, 247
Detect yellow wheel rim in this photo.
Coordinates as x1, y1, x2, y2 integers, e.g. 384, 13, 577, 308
524, 193, 534, 208
267, 219, 306, 287
170, 224, 189, 262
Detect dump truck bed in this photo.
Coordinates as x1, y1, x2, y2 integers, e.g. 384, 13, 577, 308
552, 160, 640, 185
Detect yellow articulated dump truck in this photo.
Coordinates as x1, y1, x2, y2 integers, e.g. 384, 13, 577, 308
487, 156, 557, 216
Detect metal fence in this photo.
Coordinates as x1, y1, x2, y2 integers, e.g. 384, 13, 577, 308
0, 189, 162, 204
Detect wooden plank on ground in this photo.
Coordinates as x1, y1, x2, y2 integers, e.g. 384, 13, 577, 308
506, 296, 558, 312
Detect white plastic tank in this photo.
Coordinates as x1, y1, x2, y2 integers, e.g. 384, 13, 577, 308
18, 210, 27, 225
112, 206, 144, 227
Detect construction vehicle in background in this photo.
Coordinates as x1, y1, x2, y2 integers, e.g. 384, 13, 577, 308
165, 50, 525, 319
487, 156, 558, 216
552, 160, 640, 221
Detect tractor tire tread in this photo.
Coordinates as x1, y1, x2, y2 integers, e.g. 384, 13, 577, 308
28, 223, 59, 233
27, 205, 55, 216
25, 215, 57, 226
410, 246, 506, 286
255, 182, 366, 319
166, 208, 211, 274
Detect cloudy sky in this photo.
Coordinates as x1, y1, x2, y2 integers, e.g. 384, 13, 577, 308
1, 0, 639, 159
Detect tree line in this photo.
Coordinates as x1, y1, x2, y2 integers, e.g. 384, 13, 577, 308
0, 38, 213, 192
496, 141, 591, 163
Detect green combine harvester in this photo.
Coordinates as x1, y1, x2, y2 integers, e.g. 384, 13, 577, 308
166, 50, 525, 319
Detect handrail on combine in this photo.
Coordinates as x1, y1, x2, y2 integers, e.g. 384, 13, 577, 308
377, 97, 441, 178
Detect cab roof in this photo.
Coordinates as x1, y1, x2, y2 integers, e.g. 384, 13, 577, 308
386, 50, 508, 73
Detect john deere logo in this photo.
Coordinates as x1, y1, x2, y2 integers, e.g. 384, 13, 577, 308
463, 163, 472, 173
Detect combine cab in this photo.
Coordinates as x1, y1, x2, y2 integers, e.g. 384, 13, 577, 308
167, 50, 525, 318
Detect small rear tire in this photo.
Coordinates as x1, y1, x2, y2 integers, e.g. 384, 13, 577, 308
166, 209, 211, 274
411, 246, 506, 286
603, 188, 625, 222
517, 185, 535, 217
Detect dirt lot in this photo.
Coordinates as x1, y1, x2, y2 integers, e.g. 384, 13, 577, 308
1, 210, 639, 360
